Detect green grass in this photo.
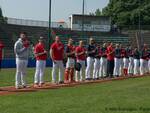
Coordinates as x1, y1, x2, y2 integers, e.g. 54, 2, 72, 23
0, 68, 150, 113
0, 68, 52, 87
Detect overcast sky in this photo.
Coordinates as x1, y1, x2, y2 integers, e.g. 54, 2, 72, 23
0, 0, 109, 22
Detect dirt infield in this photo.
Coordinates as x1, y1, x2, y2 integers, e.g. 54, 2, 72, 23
0, 75, 148, 96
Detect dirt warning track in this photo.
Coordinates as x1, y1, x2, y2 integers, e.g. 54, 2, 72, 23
0, 75, 148, 96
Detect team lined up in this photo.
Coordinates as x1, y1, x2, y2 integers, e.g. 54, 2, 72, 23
14, 32, 150, 89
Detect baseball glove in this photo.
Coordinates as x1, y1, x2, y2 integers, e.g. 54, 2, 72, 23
74, 62, 82, 71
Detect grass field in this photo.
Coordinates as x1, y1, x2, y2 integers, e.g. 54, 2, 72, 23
0, 68, 150, 113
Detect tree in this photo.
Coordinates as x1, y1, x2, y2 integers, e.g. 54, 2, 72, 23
101, 0, 150, 26
95, 9, 101, 16
0, 7, 7, 24
89, 8, 102, 16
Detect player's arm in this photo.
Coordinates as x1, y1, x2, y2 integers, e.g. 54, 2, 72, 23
2, 48, 4, 60
34, 51, 47, 57
14, 42, 27, 54
50, 48, 54, 61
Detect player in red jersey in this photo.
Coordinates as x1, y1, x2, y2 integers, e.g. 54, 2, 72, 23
50, 36, 65, 84
0, 41, 4, 71
75, 40, 86, 82
34, 37, 47, 87
107, 42, 114, 78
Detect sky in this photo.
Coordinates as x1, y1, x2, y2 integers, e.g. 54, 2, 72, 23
0, 0, 109, 22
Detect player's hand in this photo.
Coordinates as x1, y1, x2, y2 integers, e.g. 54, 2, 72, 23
44, 50, 47, 54
92, 50, 95, 53
23, 40, 30, 48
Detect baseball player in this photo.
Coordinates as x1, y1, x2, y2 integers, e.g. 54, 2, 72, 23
148, 47, 150, 74
14, 32, 30, 89
75, 40, 86, 82
0, 41, 4, 71
64, 38, 76, 83
113, 44, 122, 77
133, 47, 140, 75
107, 43, 114, 78
50, 36, 65, 84
119, 44, 124, 76
93, 44, 101, 80
99, 43, 107, 78
122, 46, 129, 76
85, 38, 96, 80
140, 44, 149, 75
128, 46, 134, 76
34, 37, 47, 87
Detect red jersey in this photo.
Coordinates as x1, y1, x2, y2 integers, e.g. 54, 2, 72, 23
51, 42, 64, 60
34, 43, 47, 60
75, 46, 86, 60
107, 45, 114, 61
0, 42, 4, 60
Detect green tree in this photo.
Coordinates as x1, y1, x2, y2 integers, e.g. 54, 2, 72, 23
0, 7, 7, 24
101, 0, 150, 26
89, 8, 102, 16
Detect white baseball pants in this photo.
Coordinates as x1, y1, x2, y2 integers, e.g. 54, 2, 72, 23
123, 58, 129, 69
52, 60, 64, 83
75, 60, 85, 82
66, 58, 75, 68
85, 57, 94, 79
99, 57, 107, 77
93, 58, 100, 79
134, 59, 140, 75
113, 58, 121, 76
140, 59, 148, 75
119, 58, 123, 76
15, 59, 28, 87
148, 59, 150, 73
34, 60, 46, 84
128, 57, 134, 74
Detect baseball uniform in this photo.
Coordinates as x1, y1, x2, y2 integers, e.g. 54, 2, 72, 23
128, 48, 134, 75
51, 42, 64, 83
75, 46, 86, 82
34, 42, 47, 85
148, 49, 150, 73
93, 46, 100, 79
65, 45, 76, 82
113, 48, 122, 77
0, 41, 4, 70
85, 44, 96, 80
107, 45, 114, 77
99, 47, 107, 78
133, 49, 140, 75
14, 38, 29, 89
140, 48, 149, 75
122, 48, 129, 76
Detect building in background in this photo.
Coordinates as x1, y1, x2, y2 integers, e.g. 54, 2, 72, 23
69, 14, 111, 32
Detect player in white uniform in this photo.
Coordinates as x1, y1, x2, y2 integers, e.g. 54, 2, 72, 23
128, 46, 134, 76
113, 44, 122, 77
93, 44, 100, 80
64, 38, 75, 83
85, 38, 96, 80
14, 32, 30, 89
99, 43, 107, 78
140, 44, 149, 75
133, 47, 140, 75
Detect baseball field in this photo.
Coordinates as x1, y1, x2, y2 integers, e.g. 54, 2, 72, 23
0, 68, 150, 113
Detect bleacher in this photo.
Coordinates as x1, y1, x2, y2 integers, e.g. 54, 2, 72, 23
0, 23, 131, 58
